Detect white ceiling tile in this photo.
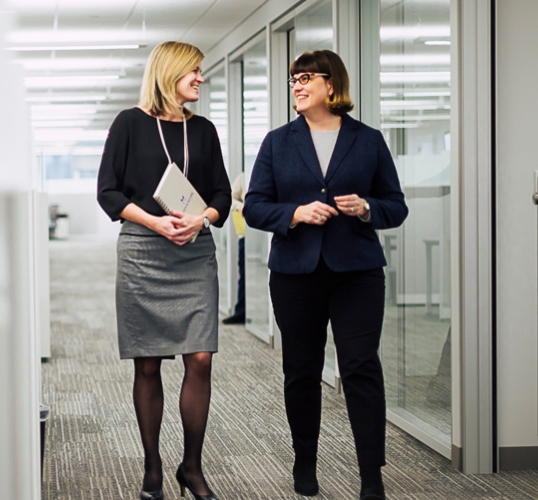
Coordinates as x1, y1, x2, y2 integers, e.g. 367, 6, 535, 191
8, 0, 265, 142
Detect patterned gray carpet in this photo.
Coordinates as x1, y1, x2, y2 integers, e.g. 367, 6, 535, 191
42, 238, 538, 499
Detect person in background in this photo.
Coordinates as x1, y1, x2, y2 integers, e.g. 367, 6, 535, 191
222, 172, 246, 325
243, 50, 408, 500
97, 41, 231, 500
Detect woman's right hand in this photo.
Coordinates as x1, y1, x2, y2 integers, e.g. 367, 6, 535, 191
291, 201, 339, 226
150, 215, 188, 244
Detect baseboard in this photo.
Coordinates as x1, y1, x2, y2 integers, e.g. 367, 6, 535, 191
499, 446, 538, 471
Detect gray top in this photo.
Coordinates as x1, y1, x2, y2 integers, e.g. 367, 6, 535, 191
311, 129, 340, 177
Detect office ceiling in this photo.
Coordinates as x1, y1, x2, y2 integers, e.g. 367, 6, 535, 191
5, 0, 267, 154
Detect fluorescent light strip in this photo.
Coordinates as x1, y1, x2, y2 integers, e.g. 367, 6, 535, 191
380, 72, 450, 84
33, 120, 92, 128
380, 54, 450, 66
25, 76, 120, 89
32, 114, 97, 121
31, 105, 98, 114
381, 91, 451, 98
26, 75, 119, 83
404, 91, 451, 97
387, 115, 449, 121
26, 95, 107, 102
8, 44, 142, 52
381, 123, 419, 129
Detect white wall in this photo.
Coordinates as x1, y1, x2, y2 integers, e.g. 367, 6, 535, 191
47, 178, 120, 240
0, 3, 42, 497
496, 0, 538, 465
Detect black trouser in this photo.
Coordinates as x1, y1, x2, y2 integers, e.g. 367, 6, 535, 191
233, 237, 245, 318
269, 257, 386, 466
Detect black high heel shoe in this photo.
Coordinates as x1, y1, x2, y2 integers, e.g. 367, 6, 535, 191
175, 464, 218, 500
140, 489, 164, 500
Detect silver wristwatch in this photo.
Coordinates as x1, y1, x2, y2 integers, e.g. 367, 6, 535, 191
202, 215, 210, 228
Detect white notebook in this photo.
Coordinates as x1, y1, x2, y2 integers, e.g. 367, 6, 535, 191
153, 162, 207, 242
153, 162, 207, 216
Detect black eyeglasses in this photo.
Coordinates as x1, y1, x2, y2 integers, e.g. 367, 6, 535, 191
287, 73, 329, 89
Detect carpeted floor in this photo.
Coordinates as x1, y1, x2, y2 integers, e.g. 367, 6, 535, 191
42, 238, 538, 499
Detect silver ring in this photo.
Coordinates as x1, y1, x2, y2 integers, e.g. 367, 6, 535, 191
318, 215, 322, 221
351, 207, 355, 213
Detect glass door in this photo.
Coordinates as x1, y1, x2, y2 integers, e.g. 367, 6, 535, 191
361, 0, 452, 452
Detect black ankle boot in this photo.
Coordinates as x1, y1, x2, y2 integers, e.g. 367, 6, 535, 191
293, 456, 318, 496
359, 464, 385, 499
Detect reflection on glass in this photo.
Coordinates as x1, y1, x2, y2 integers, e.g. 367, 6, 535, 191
364, 0, 452, 445
206, 69, 229, 313
243, 39, 271, 342
295, 0, 333, 56
294, 0, 336, 385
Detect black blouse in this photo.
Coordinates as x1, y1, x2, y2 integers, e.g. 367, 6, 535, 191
97, 107, 231, 227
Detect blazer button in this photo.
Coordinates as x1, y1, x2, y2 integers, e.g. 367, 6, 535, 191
321, 188, 326, 194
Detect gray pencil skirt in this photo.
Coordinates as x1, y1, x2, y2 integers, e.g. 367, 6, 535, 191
115, 221, 218, 359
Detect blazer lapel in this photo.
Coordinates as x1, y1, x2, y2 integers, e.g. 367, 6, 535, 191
291, 115, 325, 186
324, 114, 360, 183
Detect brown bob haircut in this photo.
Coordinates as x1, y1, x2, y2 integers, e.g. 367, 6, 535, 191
290, 50, 354, 116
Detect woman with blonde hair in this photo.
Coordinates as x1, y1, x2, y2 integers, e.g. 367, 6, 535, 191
98, 41, 231, 500
244, 50, 408, 499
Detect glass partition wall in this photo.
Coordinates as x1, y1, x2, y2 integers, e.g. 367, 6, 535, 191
242, 38, 271, 343
361, 0, 452, 453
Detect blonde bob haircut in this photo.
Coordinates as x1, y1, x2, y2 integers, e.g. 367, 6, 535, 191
290, 50, 354, 116
139, 41, 205, 119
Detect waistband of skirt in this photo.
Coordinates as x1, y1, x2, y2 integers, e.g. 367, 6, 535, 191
119, 220, 212, 237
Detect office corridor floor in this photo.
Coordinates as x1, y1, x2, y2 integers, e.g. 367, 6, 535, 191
42, 238, 538, 499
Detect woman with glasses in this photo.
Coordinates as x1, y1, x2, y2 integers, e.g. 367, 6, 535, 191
98, 41, 231, 500
243, 50, 408, 500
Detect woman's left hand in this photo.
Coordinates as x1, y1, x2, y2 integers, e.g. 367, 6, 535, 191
334, 194, 370, 218
168, 210, 204, 245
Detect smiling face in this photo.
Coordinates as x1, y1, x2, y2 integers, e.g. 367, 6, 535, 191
175, 66, 204, 105
293, 72, 333, 117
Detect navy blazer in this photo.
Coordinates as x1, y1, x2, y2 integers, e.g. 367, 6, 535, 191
243, 114, 408, 274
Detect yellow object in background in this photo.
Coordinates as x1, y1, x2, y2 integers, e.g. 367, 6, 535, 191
232, 210, 245, 236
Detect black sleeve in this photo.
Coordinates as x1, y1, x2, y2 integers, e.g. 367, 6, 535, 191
97, 112, 132, 221
206, 123, 231, 228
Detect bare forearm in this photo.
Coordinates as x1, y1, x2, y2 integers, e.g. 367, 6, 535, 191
119, 203, 159, 231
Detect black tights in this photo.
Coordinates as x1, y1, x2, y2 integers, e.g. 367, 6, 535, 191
133, 353, 213, 494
